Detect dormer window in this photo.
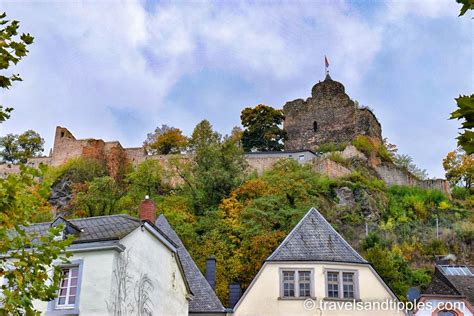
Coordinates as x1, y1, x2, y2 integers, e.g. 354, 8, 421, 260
279, 269, 314, 299
50, 216, 81, 239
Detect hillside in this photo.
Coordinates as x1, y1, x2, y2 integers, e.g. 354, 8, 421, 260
33, 129, 473, 303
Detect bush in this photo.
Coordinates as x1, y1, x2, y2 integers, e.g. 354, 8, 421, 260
352, 135, 373, 156
352, 135, 393, 163
455, 221, 474, 243
44, 157, 107, 184
452, 186, 470, 200
328, 152, 349, 167
317, 142, 347, 153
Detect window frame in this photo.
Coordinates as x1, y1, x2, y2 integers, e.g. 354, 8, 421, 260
324, 269, 359, 300
279, 268, 314, 299
46, 259, 84, 316
56, 266, 79, 309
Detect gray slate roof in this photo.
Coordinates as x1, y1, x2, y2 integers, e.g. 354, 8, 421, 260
424, 265, 474, 305
24, 215, 143, 243
156, 214, 226, 313
267, 208, 367, 263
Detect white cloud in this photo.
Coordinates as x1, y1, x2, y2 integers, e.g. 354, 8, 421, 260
0, 0, 470, 177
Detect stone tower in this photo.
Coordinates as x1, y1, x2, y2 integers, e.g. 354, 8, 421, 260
283, 74, 382, 150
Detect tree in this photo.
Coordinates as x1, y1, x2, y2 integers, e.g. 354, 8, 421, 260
144, 125, 188, 155
72, 176, 123, 217
457, 0, 472, 16
126, 159, 165, 198
176, 120, 247, 214
393, 154, 428, 180
443, 148, 473, 189
450, 95, 474, 154
0, 133, 17, 163
451, 3, 473, 153
0, 12, 34, 123
0, 166, 72, 314
0, 130, 44, 163
240, 104, 286, 152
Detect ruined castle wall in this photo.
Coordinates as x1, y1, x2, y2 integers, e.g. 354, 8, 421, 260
104, 142, 128, 180
418, 179, 451, 198
375, 164, 419, 186
312, 158, 351, 178
27, 157, 52, 168
284, 76, 382, 151
375, 163, 451, 197
355, 108, 382, 140
124, 147, 147, 166
0, 164, 21, 177
246, 157, 282, 175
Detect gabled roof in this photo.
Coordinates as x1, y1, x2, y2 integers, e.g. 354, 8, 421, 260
424, 265, 474, 305
24, 214, 143, 243
156, 214, 226, 313
266, 208, 367, 264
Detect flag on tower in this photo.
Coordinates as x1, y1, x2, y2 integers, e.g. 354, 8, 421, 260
325, 55, 329, 68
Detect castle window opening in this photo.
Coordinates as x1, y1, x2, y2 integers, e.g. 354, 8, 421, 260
61, 132, 65, 137
313, 121, 318, 132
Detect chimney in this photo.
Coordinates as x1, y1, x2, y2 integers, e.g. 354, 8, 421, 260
228, 283, 242, 309
138, 195, 156, 223
205, 257, 216, 291
435, 254, 456, 265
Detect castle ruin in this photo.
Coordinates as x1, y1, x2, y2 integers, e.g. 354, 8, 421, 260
0, 75, 450, 196
284, 74, 382, 150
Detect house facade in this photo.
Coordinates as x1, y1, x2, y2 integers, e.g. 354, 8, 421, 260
25, 212, 191, 316
0, 198, 195, 316
232, 208, 404, 316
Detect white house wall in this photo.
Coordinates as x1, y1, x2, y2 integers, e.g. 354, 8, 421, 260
119, 227, 189, 316
233, 262, 404, 316
29, 227, 189, 316
34, 249, 116, 315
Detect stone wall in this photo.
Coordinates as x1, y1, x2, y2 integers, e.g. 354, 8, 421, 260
48, 127, 131, 180
19, 126, 450, 197
375, 163, 451, 198
246, 156, 281, 175
283, 74, 382, 151
0, 164, 20, 177
312, 158, 351, 178
27, 156, 52, 168
125, 147, 147, 165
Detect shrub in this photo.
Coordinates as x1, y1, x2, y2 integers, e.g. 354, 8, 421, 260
328, 152, 348, 166
317, 142, 347, 153
44, 157, 107, 184
455, 221, 474, 243
352, 135, 373, 156
352, 135, 393, 163
451, 186, 470, 200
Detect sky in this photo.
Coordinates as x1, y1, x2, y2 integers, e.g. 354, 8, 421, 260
0, 0, 472, 178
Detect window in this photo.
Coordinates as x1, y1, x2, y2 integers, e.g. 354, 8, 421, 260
313, 121, 318, 132
282, 271, 295, 297
298, 154, 305, 161
325, 270, 358, 299
298, 271, 311, 297
57, 267, 79, 308
440, 265, 473, 276
47, 260, 83, 314
342, 272, 355, 298
438, 311, 457, 316
327, 272, 339, 298
280, 269, 313, 298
